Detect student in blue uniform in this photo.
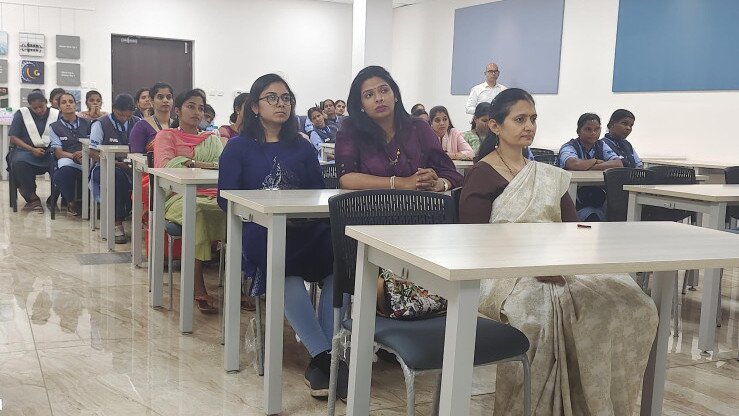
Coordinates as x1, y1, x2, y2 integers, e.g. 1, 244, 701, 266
8, 91, 60, 213
89, 94, 141, 243
602, 109, 642, 168
49, 92, 92, 216
558, 113, 623, 221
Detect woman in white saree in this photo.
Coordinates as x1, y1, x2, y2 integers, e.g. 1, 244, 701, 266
459, 88, 658, 415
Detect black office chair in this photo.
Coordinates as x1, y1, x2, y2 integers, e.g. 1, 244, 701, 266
321, 163, 339, 189
644, 166, 696, 222
451, 187, 463, 222
603, 168, 656, 222
533, 153, 558, 165
724, 167, 739, 223
529, 147, 554, 157
326, 190, 531, 416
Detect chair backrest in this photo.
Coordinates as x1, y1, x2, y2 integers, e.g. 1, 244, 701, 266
321, 163, 339, 189
328, 190, 456, 306
603, 168, 656, 221
533, 154, 558, 165
725, 166, 739, 184
530, 147, 555, 156
298, 115, 308, 134
451, 187, 463, 222
647, 165, 696, 184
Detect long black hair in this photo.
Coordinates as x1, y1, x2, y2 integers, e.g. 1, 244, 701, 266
171, 89, 206, 128
346, 65, 411, 148
474, 88, 536, 163
148, 82, 174, 101
242, 73, 299, 144
230, 92, 249, 123
607, 109, 635, 129
428, 105, 454, 133
471, 102, 491, 129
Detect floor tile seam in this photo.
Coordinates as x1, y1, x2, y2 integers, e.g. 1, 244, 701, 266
667, 359, 736, 371
32, 334, 187, 352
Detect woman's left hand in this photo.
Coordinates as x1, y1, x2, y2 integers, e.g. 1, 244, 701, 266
415, 168, 438, 190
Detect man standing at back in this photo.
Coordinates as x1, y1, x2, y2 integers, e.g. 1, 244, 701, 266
465, 62, 507, 114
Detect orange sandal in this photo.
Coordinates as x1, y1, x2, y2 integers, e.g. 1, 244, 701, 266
195, 295, 218, 314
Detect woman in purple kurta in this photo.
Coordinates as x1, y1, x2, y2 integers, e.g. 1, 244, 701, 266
335, 66, 462, 191
128, 83, 174, 153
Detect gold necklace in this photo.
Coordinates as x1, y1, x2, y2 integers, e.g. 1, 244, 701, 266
388, 148, 401, 166
496, 147, 525, 177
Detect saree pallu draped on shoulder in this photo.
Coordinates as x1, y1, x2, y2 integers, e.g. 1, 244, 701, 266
477, 161, 658, 416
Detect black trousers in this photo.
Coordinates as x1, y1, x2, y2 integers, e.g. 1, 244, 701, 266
11, 160, 49, 202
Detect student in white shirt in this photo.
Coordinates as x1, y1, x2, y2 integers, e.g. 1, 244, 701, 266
465, 62, 507, 115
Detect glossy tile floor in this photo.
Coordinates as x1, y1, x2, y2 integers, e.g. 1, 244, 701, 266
0, 181, 737, 415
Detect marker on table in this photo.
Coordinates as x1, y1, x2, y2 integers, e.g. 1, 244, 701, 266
577, 224, 592, 229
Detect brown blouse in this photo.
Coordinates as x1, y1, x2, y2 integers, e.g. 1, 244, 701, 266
459, 162, 577, 224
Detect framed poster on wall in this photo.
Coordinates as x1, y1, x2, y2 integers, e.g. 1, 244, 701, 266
21, 60, 45, 84
0, 32, 8, 56
0, 59, 8, 83
0, 87, 8, 108
21, 88, 44, 106
57, 62, 80, 86
19, 33, 45, 57
68, 89, 82, 112
56, 35, 80, 59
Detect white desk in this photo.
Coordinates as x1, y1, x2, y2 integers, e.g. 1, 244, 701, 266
129, 153, 149, 267
319, 142, 335, 162
344, 222, 739, 416
79, 139, 91, 221
641, 158, 733, 171
148, 168, 219, 333
220, 189, 345, 415
566, 171, 708, 202
625, 184, 739, 352
642, 158, 733, 183
452, 160, 473, 175
98, 145, 132, 251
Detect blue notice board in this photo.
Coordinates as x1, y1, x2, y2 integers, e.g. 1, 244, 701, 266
450, 0, 565, 95
613, 0, 739, 92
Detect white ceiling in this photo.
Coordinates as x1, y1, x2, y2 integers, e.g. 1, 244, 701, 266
315, 0, 426, 8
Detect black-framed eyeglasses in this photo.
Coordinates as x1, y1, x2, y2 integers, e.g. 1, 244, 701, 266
259, 93, 294, 106
485, 70, 500, 74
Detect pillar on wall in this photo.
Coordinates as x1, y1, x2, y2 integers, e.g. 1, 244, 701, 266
352, 0, 393, 76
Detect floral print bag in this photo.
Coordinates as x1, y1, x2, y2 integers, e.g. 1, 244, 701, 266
377, 269, 447, 320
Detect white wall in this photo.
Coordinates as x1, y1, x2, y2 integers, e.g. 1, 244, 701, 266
392, 0, 739, 163
0, 0, 354, 125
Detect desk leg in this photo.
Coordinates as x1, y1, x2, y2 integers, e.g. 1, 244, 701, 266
568, 183, 577, 203
626, 192, 642, 222
105, 156, 115, 251
100, 158, 107, 238
82, 146, 89, 220
180, 185, 196, 334
224, 201, 243, 372
698, 203, 727, 352
264, 214, 286, 415
150, 176, 165, 308
1, 125, 8, 181
640, 270, 676, 415
132, 167, 143, 266
347, 242, 378, 416
439, 280, 481, 416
